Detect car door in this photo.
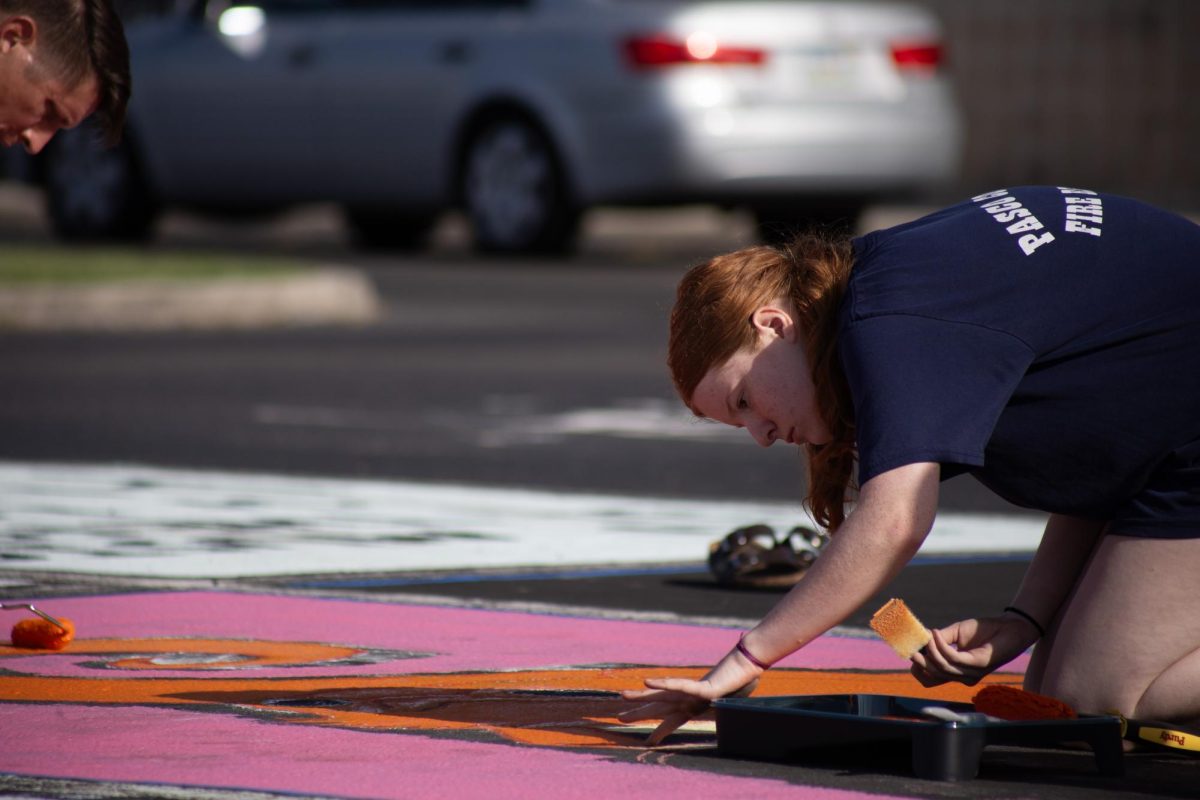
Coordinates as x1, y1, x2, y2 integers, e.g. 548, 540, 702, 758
316, 0, 529, 208
134, 0, 335, 206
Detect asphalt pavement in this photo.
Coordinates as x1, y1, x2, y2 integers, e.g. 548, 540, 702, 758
0, 185, 1021, 513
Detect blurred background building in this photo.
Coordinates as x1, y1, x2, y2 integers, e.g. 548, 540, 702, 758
920, 0, 1199, 207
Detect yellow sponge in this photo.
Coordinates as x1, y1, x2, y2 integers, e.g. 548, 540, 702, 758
869, 598, 931, 659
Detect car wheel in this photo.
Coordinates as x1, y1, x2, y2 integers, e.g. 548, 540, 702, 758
43, 125, 155, 242
460, 114, 578, 255
345, 207, 437, 251
753, 198, 865, 245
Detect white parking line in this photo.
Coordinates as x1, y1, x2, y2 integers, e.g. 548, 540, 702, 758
0, 461, 1044, 579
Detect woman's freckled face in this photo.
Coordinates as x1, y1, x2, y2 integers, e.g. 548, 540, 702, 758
690, 313, 831, 448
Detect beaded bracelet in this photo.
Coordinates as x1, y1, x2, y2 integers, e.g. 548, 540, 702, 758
1003, 605, 1046, 639
735, 636, 772, 670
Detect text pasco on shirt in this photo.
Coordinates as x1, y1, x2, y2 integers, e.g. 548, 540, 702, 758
839, 186, 1200, 528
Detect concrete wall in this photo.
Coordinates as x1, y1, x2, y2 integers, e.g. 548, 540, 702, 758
915, 0, 1199, 206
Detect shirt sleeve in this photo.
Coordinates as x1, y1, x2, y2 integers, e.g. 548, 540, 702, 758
839, 314, 1036, 484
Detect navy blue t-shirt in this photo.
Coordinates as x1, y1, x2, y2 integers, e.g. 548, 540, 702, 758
841, 186, 1200, 534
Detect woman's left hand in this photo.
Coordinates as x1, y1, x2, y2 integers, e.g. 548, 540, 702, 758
910, 616, 1037, 687
618, 649, 762, 745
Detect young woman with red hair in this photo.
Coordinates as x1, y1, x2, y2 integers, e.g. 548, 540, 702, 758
620, 186, 1200, 744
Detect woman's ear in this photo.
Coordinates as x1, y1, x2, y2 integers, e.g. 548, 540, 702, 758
749, 303, 798, 343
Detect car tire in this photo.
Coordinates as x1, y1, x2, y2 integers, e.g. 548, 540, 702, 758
753, 198, 865, 245
43, 125, 155, 242
345, 207, 437, 251
460, 114, 578, 255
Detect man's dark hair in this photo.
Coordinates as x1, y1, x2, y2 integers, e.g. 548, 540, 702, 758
1, 0, 130, 144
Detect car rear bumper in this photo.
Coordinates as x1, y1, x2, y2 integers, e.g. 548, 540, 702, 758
577, 102, 962, 204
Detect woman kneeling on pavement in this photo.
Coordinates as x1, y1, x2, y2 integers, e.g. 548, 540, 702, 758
620, 186, 1200, 744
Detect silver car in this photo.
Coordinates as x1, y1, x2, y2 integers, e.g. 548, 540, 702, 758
42, 0, 962, 252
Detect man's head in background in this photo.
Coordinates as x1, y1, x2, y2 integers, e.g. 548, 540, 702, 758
0, 0, 129, 153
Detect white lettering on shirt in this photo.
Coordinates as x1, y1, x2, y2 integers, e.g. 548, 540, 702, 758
973, 189, 1056, 256
994, 208, 1031, 223
1058, 187, 1103, 237
1007, 216, 1044, 234
1019, 231, 1056, 255
972, 189, 1010, 202
1065, 219, 1102, 235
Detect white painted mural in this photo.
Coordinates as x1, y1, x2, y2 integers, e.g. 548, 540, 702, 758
0, 462, 1044, 578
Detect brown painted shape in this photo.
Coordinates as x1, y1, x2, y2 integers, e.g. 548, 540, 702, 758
0, 637, 1022, 750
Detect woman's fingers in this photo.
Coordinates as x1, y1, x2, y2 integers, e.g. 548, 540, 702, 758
619, 695, 713, 745
933, 628, 998, 670
647, 712, 694, 746
928, 630, 968, 672
620, 680, 709, 706
642, 676, 710, 695
917, 629, 989, 685
618, 686, 711, 722
911, 631, 959, 678
912, 632, 964, 682
620, 667, 759, 745
618, 678, 718, 743
910, 661, 949, 687
910, 619, 1013, 688
617, 701, 671, 722
621, 680, 708, 702
618, 697, 708, 721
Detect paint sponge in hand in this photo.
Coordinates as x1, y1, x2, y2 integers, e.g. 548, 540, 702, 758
869, 598, 931, 659
11, 617, 75, 650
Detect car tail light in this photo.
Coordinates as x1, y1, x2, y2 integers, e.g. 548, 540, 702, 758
624, 34, 766, 68
890, 42, 943, 71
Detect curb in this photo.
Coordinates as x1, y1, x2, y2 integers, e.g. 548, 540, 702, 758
0, 266, 383, 331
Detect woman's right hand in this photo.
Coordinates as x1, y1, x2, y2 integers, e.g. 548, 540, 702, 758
910, 616, 1038, 687
618, 647, 763, 745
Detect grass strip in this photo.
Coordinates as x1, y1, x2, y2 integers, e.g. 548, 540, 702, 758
0, 246, 309, 284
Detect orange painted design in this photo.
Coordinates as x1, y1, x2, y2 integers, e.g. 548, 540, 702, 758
0, 638, 366, 669
0, 638, 1022, 750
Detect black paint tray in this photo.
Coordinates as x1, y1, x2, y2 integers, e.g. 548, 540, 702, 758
713, 693, 1124, 781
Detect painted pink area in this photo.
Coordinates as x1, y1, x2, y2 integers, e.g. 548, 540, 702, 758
2, 592, 1028, 677
0, 704, 913, 800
